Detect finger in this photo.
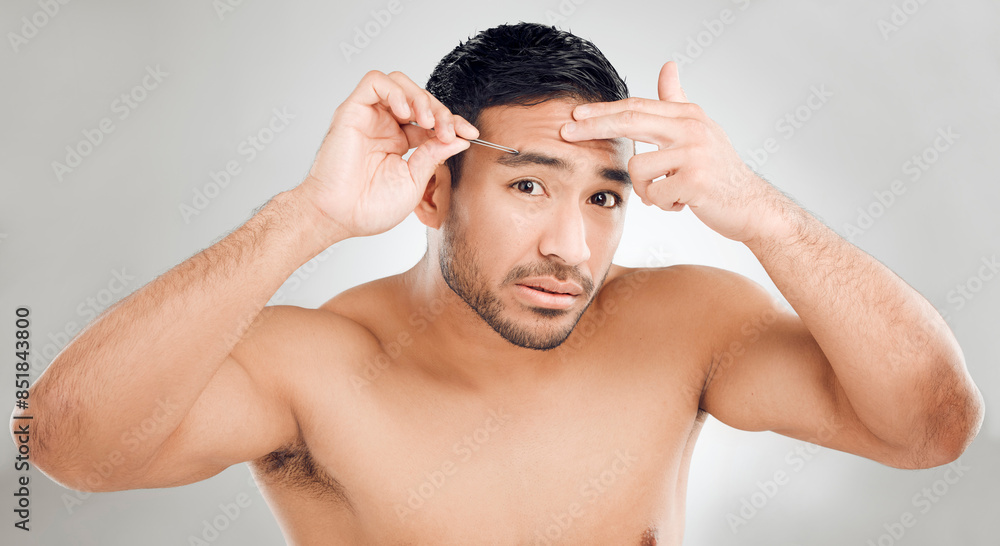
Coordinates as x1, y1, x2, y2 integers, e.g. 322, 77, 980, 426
572, 97, 700, 122
628, 148, 682, 202
562, 111, 699, 147
658, 61, 689, 103
401, 120, 479, 152
416, 117, 478, 138
406, 136, 471, 188
646, 176, 688, 211
401, 122, 433, 149
350, 70, 412, 120
387, 71, 460, 143
628, 148, 684, 185
452, 114, 480, 141
387, 72, 436, 130
385, 72, 478, 141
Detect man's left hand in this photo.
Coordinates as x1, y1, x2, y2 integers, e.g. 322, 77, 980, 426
560, 60, 789, 244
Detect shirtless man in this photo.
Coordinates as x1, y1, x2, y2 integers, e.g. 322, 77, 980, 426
16, 23, 983, 545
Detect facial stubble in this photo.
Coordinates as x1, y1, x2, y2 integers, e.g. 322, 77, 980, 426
438, 200, 608, 351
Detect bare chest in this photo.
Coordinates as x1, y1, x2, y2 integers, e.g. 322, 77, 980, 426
254, 267, 709, 544
253, 346, 705, 545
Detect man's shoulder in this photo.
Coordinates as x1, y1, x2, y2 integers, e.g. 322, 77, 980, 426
316, 274, 401, 327
599, 262, 750, 304
595, 263, 779, 395
231, 301, 383, 374
596, 262, 775, 345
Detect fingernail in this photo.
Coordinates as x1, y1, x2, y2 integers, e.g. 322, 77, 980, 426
564, 122, 577, 134
575, 105, 589, 117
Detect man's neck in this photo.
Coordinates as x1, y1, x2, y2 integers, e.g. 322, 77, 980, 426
398, 255, 569, 393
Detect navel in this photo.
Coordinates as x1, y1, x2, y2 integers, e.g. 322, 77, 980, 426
640, 525, 658, 546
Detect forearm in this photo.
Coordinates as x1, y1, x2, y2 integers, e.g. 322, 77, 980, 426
744, 192, 982, 455
20, 188, 341, 468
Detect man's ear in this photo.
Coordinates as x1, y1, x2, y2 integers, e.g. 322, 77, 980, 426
414, 163, 452, 229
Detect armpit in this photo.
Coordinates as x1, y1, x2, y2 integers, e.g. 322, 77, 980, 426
249, 440, 353, 509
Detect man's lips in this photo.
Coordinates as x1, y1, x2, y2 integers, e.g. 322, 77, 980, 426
513, 284, 578, 311
515, 277, 584, 297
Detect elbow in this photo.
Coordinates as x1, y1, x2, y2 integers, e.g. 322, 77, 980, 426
899, 379, 985, 470
10, 404, 81, 491
9, 406, 35, 474
934, 383, 985, 465
17, 434, 133, 493
10, 395, 132, 493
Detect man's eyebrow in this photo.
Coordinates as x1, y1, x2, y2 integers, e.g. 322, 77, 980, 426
495, 151, 569, 170
495, 150, 631, 188
599, 166, 631, 188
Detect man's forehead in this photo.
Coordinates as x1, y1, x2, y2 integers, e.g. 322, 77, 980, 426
475, 99, 633, 161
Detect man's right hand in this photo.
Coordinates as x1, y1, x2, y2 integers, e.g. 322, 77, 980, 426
297, 70, 479, 239
20, 71, 478, 492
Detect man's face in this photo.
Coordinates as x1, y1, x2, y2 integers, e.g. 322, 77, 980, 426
437, 98, 633, 350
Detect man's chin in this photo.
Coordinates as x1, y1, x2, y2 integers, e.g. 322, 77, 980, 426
501, 332, 572, 352
486, 310, 582, 351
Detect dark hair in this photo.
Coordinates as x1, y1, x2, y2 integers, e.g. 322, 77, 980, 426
426, 22, 629, 186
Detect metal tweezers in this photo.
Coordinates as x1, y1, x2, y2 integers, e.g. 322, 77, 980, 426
408, 121, 519, 154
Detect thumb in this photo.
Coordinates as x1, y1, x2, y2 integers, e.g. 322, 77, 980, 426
405, 137, 470, 191
658, 61, 688, 103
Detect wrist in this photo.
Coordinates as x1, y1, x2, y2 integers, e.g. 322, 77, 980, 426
271, 187, 350, 258
743, 189, 810, 256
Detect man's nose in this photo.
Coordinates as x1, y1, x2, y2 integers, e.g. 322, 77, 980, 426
537, 201, 591, 267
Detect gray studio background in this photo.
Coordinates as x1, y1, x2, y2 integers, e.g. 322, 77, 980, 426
2, 1, 998, 544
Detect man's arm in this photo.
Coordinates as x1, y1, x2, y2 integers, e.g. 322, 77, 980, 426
698, 205, 983, 469
561, 60, 983, 468
11, 70, 480, 490
14, 191, 342, 490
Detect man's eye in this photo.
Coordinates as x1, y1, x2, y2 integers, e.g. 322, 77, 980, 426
512, 179, 544, 196
589, 191, 621, 208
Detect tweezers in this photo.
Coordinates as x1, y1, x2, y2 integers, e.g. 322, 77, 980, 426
407, 121, 519, 154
